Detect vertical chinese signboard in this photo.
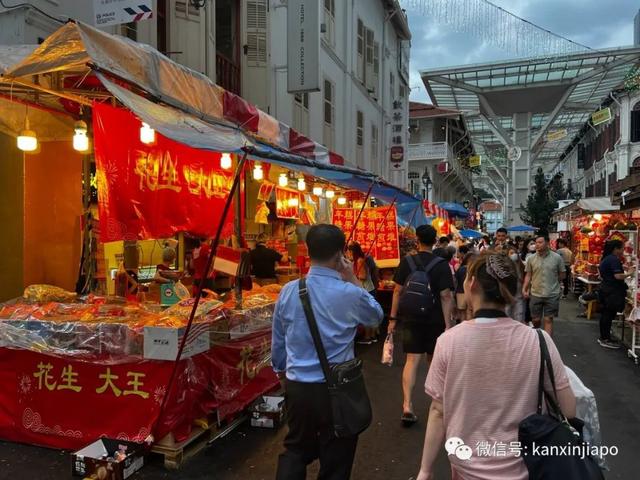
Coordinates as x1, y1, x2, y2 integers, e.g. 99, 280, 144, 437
390, 97, 406, 170
333, 207, 400, 267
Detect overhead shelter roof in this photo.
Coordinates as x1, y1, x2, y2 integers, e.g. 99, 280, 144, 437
421, 46, 640, 166
553, 197, 619, 220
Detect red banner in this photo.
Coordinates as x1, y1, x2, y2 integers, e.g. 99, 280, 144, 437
0, 331, 278, 450
93, 103, 234, 242
333, 207, 400, 264
275, 187, 301, 219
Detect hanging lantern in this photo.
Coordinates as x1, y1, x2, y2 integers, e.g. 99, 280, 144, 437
220, 152, 232, 170
313, 185, 323, 196
279, 173, 288, 187
337, 196, 347, 205
325, 189, 335, 199
140, 122, 155, 144
297, 177, 306, 191
17, 115, 37, 152
253, 163, 264, 181
73, 120, 89, 152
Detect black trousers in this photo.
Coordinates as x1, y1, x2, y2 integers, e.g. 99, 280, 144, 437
600, 306, 615, 341
563, 266, 571, 296
276, 379, 358, 480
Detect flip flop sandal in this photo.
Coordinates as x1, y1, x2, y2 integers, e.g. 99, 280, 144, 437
401, 412, 418, 426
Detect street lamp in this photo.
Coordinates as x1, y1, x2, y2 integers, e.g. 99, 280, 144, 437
421, 171, 432, 200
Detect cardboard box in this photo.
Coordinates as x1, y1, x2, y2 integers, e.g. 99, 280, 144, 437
250, 395, 284, 428
143, 324, 210, 361
71, 439, 144, 480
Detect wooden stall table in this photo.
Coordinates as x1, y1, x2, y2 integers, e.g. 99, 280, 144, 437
577, 276, 601, 320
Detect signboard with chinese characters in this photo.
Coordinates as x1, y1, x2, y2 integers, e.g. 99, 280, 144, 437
546, 128, 568, 142
93, 0, 153, 27
275, 187, 301, 219
93, 103, 234, 242
468, 155, 482, 168
333, 207, 400, 267
591, 107, 612, 126
287, 0, 321, 93
390, 97, 406, 170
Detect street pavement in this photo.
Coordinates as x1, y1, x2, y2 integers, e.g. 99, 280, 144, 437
1, 298, 639, 479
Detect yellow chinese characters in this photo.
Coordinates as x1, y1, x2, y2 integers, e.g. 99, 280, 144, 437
33, 363, 82, 392
134, 150, 182, 193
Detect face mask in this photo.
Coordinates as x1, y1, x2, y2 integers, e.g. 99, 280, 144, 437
510, 253, 519, 262
528, 245, 536, 252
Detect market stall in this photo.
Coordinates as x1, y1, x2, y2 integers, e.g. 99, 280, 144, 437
0, 21, 424, 463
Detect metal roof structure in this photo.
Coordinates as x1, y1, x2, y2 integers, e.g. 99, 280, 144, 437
421, 46, 640, 166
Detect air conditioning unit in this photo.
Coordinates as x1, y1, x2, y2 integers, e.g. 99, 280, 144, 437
437, 161, 449, 174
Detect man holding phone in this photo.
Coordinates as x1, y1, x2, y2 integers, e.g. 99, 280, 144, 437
271, 224, 383, 479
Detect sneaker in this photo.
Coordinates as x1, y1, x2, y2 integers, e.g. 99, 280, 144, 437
598, 339, 621, 349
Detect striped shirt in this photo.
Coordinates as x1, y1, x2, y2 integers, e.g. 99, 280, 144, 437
425, 318, 570, 480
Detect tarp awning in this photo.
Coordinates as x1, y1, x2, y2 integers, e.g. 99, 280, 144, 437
0, 45, 36, 74
553, 196, 619, 218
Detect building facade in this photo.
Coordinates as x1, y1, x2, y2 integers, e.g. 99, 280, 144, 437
406, 102, 474, 203
265, 0, 411, 185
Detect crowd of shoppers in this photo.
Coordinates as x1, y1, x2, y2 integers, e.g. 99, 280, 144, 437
269, 223, 604, 479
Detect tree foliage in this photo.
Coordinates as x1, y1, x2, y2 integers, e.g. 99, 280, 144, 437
520, 168, 567, 230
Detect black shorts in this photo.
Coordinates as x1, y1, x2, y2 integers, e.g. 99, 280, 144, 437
401, 320, 445, 355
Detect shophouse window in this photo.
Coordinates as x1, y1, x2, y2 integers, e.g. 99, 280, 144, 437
323, 0, 335, 48
293, 93, 310, 136
357, 19, 365, 82
371, 124, 379, 173
323, 79, 335, 149
631, 102, 640, 143
356, 110, 364, 168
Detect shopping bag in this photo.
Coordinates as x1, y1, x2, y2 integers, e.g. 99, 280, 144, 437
381, 333, 394, 366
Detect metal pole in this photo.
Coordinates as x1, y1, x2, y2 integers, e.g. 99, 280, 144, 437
345, 178, 376, 248
153, 150, 248, 440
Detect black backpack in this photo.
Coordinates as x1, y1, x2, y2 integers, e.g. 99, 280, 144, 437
398, 254, 444, 320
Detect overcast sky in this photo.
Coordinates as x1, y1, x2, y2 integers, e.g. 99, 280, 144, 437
406, 0, 640, 103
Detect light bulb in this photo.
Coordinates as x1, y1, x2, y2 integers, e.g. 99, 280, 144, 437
325, 189, 335, 199
140, 122, 155, 144
73, 121, 89, 152
337, 196, 347, 205
289, 196, 299, 207
220, 152, 232, 170
253, 163, 264, 181
279, 173, 288, 187
297, 177, 306, 191
593, 213, 603, 221
17, 130, 38, 152
313, 186, 323, 196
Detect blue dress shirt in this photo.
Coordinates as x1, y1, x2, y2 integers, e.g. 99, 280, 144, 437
271, 266, 383, 383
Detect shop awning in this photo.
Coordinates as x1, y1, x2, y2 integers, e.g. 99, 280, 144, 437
553, 197, 619, 218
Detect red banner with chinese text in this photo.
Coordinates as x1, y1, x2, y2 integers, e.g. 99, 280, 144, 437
275, 187, 301, 219
0, 331, 278, 450
93, 103, 235, 242
333, 207, 400, 264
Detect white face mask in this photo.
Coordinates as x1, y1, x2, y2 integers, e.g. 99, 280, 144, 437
510, 253, 519, 262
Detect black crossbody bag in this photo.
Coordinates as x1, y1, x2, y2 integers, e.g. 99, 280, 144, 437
518, 330, 604, 479
298, 278, 372, 438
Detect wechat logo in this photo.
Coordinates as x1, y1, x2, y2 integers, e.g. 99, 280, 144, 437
446, 437, 473, 461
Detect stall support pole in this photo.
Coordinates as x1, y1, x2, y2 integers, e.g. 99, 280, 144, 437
152, 150, 248, 442
345, 179, 376, 248
233, 160, 244, 310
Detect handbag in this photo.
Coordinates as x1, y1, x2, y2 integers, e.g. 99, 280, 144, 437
381, 333, 394, 366
298, 278, 373, 438
518, 330, 604, 479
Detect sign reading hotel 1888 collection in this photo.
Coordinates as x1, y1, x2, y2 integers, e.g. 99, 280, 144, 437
287, 0, 321, 93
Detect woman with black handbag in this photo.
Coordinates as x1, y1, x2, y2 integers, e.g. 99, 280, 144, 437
416, 254, 577, 480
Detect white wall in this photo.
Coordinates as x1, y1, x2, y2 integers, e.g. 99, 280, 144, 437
265, 0, 410, 184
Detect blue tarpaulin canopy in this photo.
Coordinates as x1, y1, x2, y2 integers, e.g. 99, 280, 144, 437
439, 202, 469, 217
458, 229, 482, 239
507, 225, 537, 232
246, 144, 427, 227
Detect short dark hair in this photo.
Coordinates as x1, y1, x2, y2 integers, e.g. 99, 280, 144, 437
535, 232, 549, 242
307, 224, 345, 261
458, 245, 470, 255
556, 238, 567, 247
439, 236, 450, 244
496, 227, 508, 235
416, 225, 437, 246
433, 247, 453, 262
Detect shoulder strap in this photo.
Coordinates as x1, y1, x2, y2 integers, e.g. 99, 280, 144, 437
406, 255, 418, 272
298, 278, 333, 384
536, 329, 564, 419
424, 256, 445, 274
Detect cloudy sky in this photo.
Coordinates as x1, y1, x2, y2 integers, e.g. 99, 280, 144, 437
405, 0, 640, 102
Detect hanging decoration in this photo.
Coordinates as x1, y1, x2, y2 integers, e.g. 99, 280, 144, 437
624, 65, 640, 93
402, 0, 591, 58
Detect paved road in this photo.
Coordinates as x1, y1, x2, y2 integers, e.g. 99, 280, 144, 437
1, 299, 638, 479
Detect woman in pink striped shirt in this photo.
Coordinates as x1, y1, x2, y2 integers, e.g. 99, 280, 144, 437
416, 254, 576, 480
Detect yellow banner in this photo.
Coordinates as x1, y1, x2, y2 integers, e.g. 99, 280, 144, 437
591, 108, 612, 126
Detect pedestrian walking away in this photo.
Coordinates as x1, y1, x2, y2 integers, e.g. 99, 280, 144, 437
597, 240, 635, 349
416, 253, 576, 480
522, 234, 565, 335
556, 238, 574, 298
388, 225, 455, 426
271, 224, 383, 480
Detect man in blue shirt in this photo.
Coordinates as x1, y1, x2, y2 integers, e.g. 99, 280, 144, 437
272, 224, 383, 480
